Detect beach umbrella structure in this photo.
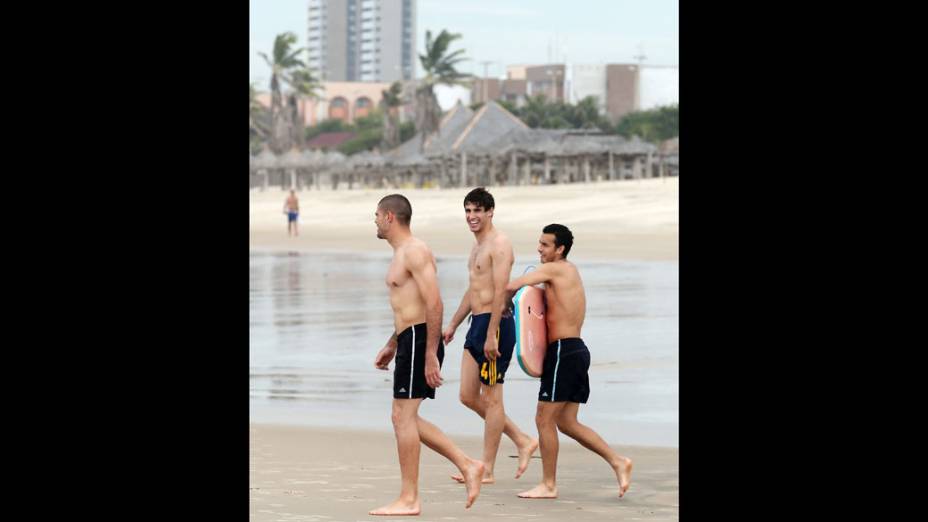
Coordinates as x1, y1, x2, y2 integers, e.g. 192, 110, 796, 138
280, 146, 305, 190
658, 137, 679, 179
252, 146, 280, 191
443, 101, 529, 187
371, 100, 674, 189
322, 150, 348, 189
387, 102, 474, 187
603, 135, 659, 180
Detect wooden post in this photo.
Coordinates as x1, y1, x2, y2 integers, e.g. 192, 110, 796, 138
439, 157, 447, 187
543, 155, 550, 184
583, 157, 591, 183
646, 151, 653, 179
460, 152, 468, 187
632, 156, 642, 181
609, 151, 615, 180
509, 151, 519, 185
519, 156, 532, 185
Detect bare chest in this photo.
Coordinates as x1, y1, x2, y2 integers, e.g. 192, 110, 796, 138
468, 245, 493, 276
385, 258, 410, 288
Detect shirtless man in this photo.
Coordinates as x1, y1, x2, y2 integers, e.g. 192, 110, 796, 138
505, 224, 633, 500
283, 190, 299, 236
370, 194, 485, 516
442, 188, 538, 484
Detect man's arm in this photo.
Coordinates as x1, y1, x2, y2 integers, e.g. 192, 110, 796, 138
484, 236, 514, 361
374, 332, 398, 370
505, 262, 556, 294
443, 292, 471, 344
407, 246, 444, 388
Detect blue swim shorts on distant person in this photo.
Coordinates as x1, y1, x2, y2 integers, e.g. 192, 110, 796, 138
287, 211, 298, 222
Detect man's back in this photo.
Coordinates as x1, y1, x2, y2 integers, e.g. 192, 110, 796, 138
544, 261, 586, 343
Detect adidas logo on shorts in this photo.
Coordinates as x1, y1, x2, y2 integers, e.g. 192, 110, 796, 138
399, 387, 407, 393
541, 392, 549, 397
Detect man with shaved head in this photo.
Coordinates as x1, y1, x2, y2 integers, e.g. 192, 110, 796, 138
369, 194, 485, 516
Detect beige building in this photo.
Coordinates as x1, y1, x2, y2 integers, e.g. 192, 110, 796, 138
472, 63, 676, 124
256, 81, 391, 126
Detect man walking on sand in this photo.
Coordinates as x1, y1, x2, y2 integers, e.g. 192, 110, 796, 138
370, 194, 485, 516
506, 224, 633, 500
283, 190, 299, 236
442, 188, 538, 485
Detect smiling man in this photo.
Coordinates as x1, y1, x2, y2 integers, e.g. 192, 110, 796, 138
442, 188, 538, 486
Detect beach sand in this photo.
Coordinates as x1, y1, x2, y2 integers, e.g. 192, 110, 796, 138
250, 178, 679, 519
250, 423, 679, 521
250, 178, 678, 261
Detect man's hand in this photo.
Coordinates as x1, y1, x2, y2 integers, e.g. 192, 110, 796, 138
374, 344, 397, 370
425, 352, 443, 388
484, 335, 500, 362
442, 325, 457, 345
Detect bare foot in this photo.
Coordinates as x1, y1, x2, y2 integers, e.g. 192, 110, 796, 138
515, 437, 539, 479
369, 498, 421, 516
461, 460, 485, 508
450, 473, 495, 484
614, 456, 633, 498
517, 483, 557, 499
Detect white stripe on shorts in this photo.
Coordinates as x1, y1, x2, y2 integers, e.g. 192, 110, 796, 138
409, 326, 415, 398
551, 339, 561, 401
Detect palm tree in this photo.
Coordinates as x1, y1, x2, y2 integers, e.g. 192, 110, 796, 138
258, 32, 310, 152
380, 81, 404, 150
285, 68, 322, 150
416, 29, 470, 150
250, 82, 271, 153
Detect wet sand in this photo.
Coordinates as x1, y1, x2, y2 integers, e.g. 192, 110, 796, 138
251, 178, 679, 520
250, 178, 678, 261
250, 423, 679, 521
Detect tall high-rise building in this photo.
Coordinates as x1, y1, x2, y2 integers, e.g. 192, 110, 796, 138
306, 0, 416, 83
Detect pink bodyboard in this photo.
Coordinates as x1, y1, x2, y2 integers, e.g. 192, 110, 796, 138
513, 285, 547, 378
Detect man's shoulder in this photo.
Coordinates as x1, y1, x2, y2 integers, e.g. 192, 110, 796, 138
492, 229, 512, 245
402, 238, 434, 264
543, 260, 572, 276
489, 230, 513, 252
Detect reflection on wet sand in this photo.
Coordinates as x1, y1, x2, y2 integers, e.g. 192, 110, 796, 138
251, 251, 678, 446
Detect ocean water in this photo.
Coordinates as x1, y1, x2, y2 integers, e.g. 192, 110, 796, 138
250, 250, 678, 447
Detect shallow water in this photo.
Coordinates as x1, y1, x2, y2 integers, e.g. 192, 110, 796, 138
250, 251, 678, 447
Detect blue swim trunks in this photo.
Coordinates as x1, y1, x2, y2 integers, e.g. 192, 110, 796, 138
287, 211, 299, 222
463, 311, 515, 386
